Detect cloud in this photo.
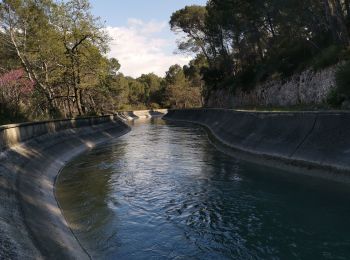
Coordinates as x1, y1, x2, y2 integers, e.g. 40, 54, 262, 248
105, 19, 191, 78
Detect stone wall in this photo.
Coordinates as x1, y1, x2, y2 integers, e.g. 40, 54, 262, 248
207, 65, 338, 108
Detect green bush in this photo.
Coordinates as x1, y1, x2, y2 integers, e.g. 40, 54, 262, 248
235, 66, 258, 92
149, 103, 160, 109
84, 111, 99, 117
118, 104, 132, 111
273, 40, 313, 77
312, 45, 341, 70
336, 62, 350, 98
48, 107, 63, 119
326, 88, 345, 108
0, 106, 27, 125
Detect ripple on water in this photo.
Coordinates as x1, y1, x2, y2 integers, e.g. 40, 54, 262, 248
56, 119, 350, 260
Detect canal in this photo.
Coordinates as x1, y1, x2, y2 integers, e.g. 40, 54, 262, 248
56, 118, 350, 259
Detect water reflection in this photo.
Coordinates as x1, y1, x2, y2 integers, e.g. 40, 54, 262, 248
57, 118, 350, 259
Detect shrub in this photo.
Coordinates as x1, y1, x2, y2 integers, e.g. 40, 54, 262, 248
326, 88, 345, 108
149, 103, 160, 109
118, 104, 132, 111
236, 66, 258, 92
84, 111, 99, 117
335, 61, 350, 98
312, 45, 341, 70
273, 40, 313, 77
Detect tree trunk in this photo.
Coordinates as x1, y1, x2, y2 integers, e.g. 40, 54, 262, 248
74, 87, 82, 116
323, 0, 340, 43
9, 29, 59, 117
323, 0, 350, 44
89, 94, 97, 114
345, 0, 350, 21
78, 89, 86, 114
332, 0, 350, 44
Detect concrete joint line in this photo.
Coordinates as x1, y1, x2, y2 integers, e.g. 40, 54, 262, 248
289, 114, 318, 158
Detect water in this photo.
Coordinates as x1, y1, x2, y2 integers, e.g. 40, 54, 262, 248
56, 118, 350, 260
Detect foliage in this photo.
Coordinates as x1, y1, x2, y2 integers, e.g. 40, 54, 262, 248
0, 0, 204, 124
326, 88, 345, 108
336, 62, 350, 98
163, 65, 202, 108
0, 69, 34, 120
170, 6, 208, 56
170, 0, 350, 104
4, 0, 350, 121
312, 46, 342, 71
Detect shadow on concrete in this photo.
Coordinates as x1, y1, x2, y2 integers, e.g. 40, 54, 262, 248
0, 118, 130, 259
164, 109, 350, 183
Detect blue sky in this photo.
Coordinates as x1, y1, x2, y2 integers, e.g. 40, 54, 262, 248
90, 0, 207, 27
88, 0, 207, 77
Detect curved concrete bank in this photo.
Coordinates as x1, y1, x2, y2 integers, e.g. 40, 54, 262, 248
164, 109, 350, 182
0, 115, 130, 259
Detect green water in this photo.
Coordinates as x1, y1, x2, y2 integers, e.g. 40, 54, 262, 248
56, 118, 350, 259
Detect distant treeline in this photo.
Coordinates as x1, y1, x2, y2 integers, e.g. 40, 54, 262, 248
0, 0, 202, 124
170, 0, 350, 106
2, 0, 350, 124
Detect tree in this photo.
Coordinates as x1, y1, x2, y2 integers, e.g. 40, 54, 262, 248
163, 64, 202, 108
0, 0, 133, 119
170, 5, 210, 60
137, 73, 163, 106
171, 0, 350, 107
0, 0, 65, 117
0, 69, 34, 119
53, 0, 110, 116
183, 54, 208, 105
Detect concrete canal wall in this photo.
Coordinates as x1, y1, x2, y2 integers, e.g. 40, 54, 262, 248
2, 107, 346, 258
164, 109, 350, 182
0, 115, 131, 259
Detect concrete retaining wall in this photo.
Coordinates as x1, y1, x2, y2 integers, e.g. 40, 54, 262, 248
0, 115, 125, 151
164, 109, 350, 181
0, 115, 131, 259
4, 108, 348, 258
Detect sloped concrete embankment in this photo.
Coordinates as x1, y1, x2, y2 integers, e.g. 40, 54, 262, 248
0, 116, 131, 259
164, 109, 350, 181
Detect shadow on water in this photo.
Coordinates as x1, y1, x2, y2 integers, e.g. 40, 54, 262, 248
57, 118, 350, 260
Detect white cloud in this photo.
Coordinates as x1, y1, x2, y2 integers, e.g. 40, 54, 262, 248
105, 19, 191, 78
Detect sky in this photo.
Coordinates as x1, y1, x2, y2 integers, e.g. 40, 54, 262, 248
88, 0, 207, 78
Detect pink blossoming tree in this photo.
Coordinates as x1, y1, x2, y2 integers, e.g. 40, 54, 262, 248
0, 69, 34, 118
